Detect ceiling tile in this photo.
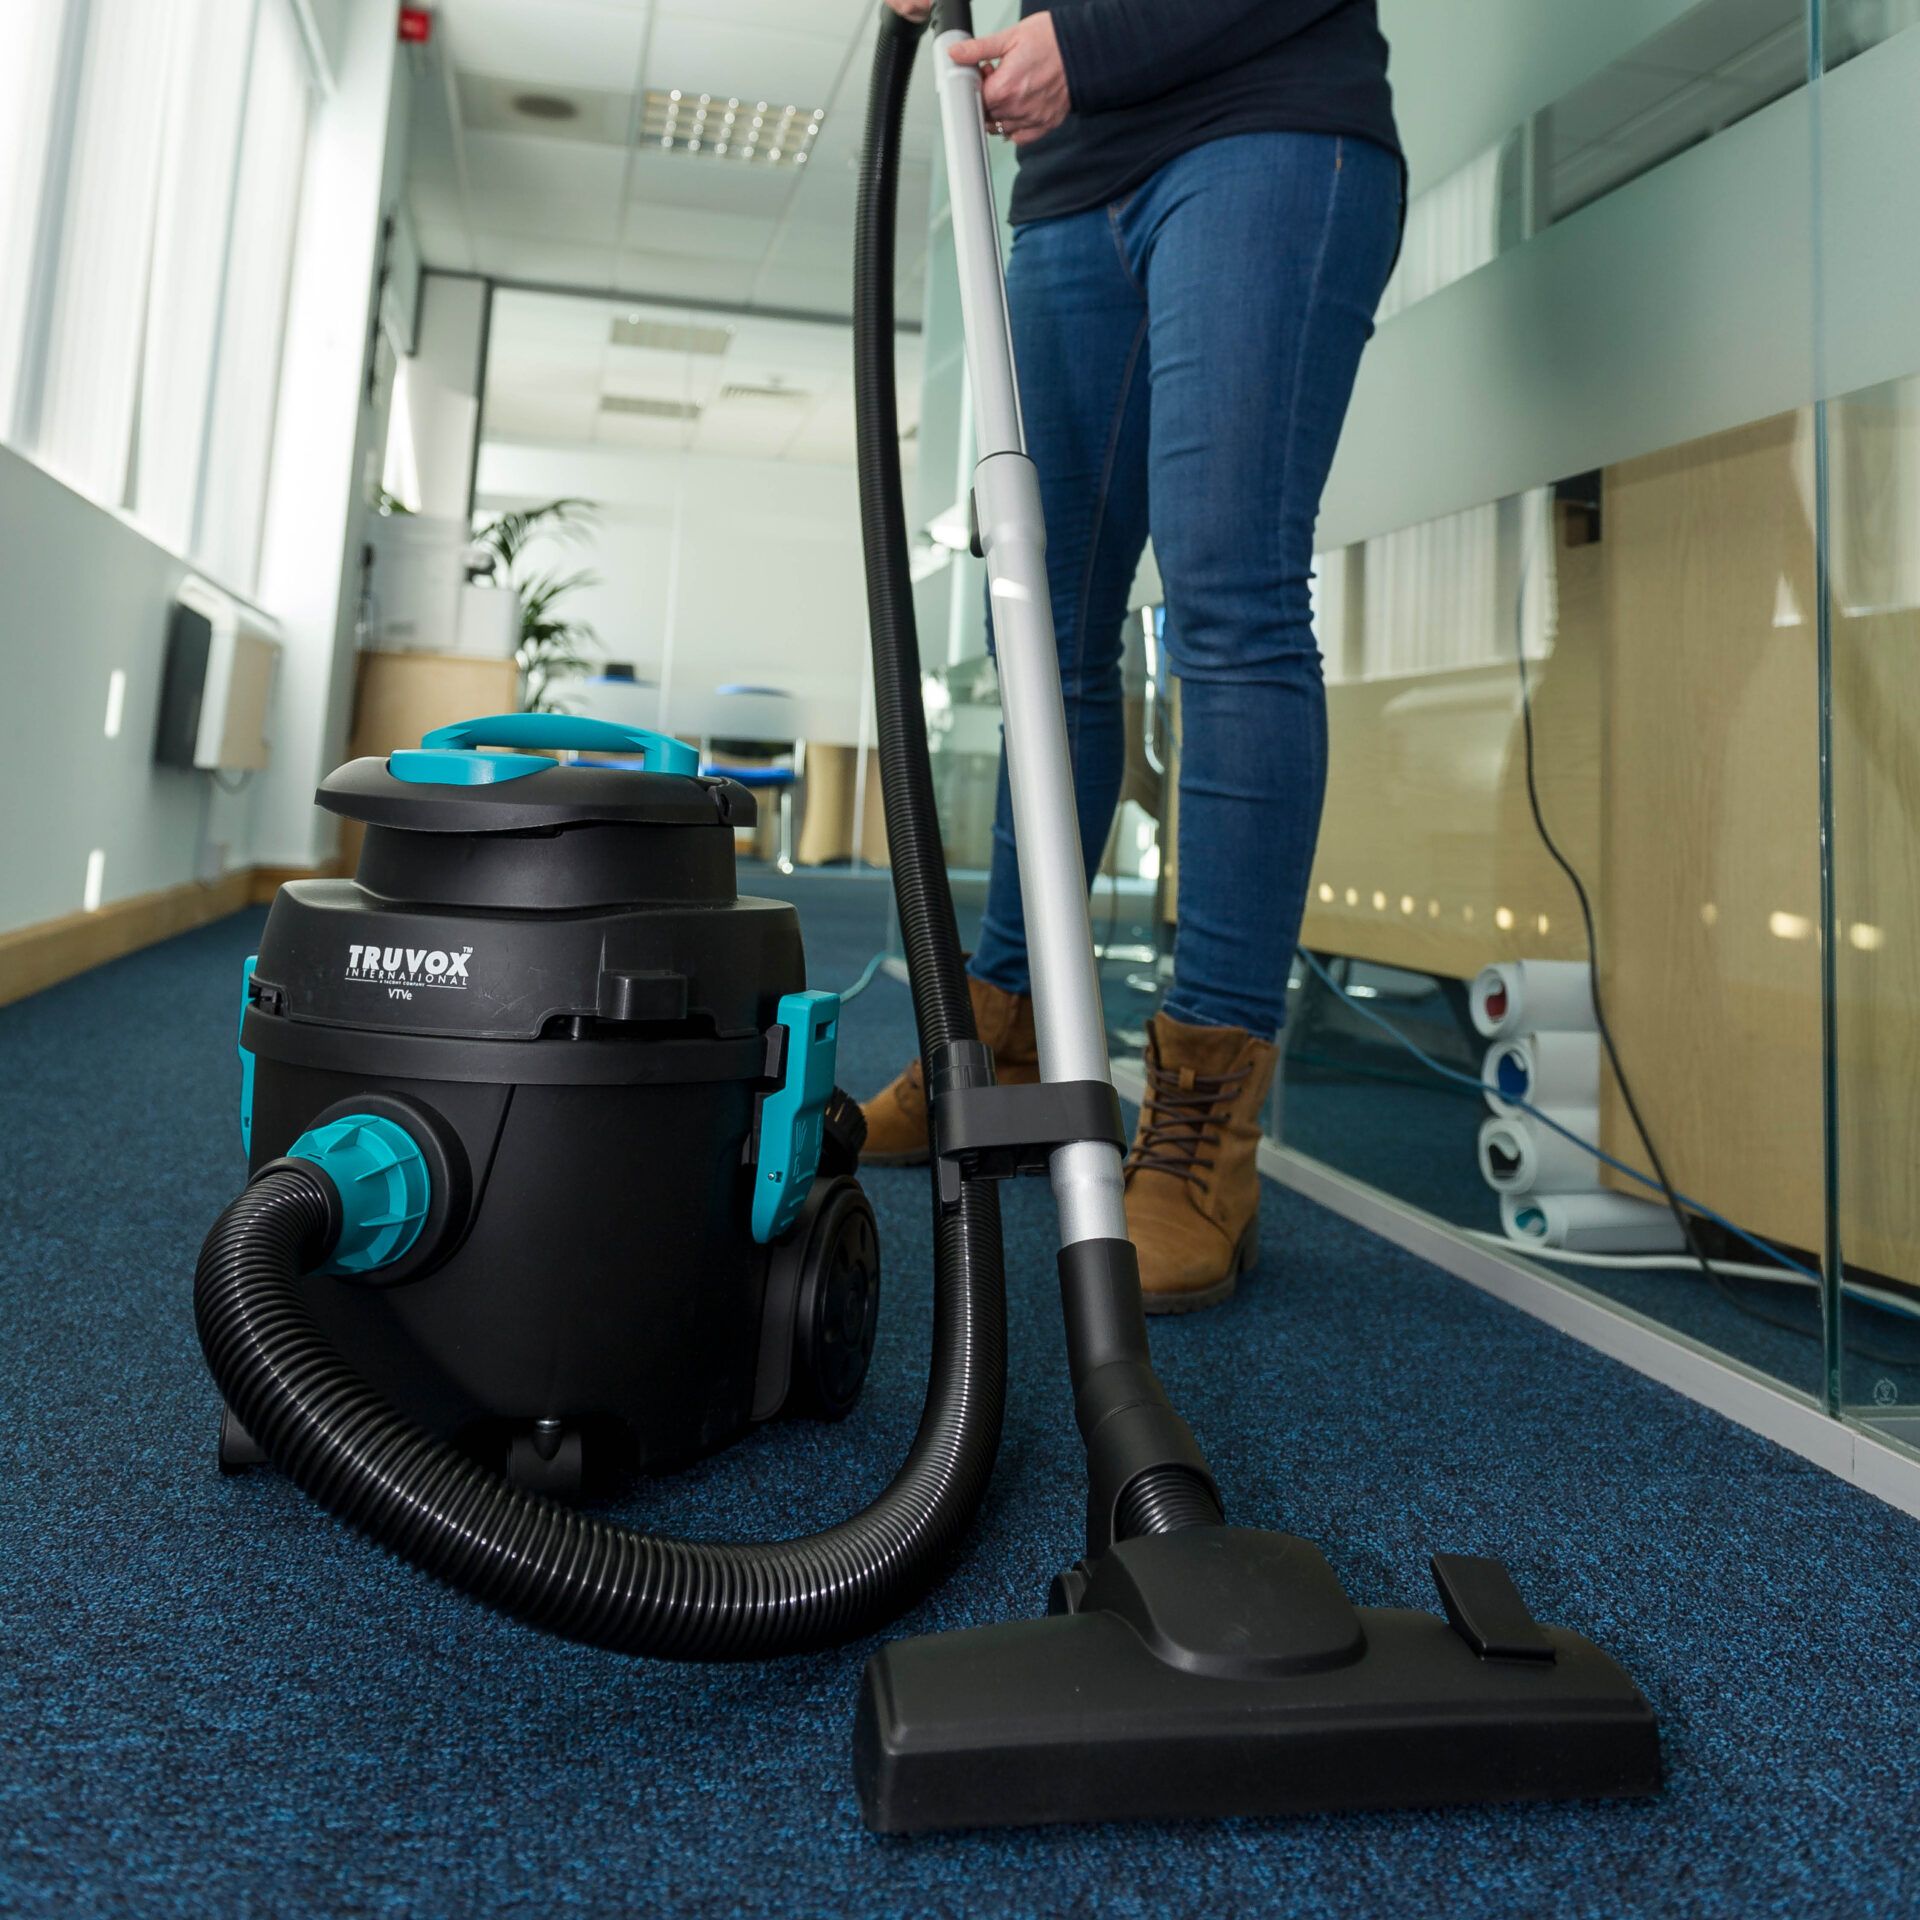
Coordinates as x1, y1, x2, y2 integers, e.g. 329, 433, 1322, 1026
619, 203, 774, 263
473, 195, 621, 248
454, 71, 635, 147
752, 265, 856, 318
723, 315, 852, 377
603, 341, 724, 406
642, 15, 851, 109
610, 245, 760, 304
593, 407, 697, 452
489, 288, 620, 349
622, 148, 805, 215
420, 0, 943, 314
656, 0, 869, 30
473, 232, 625, 288
440, 0, 649, 90
460, 129, 630, 202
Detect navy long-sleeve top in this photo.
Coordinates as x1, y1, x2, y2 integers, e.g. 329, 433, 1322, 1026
1008, 0, 1400, 224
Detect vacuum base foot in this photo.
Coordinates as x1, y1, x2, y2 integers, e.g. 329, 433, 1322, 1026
855, 1527, 1659, 1834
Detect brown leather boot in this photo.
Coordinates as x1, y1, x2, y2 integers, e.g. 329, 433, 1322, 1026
859, 975, 1041, 1166
1125, 1012, 1279, 1312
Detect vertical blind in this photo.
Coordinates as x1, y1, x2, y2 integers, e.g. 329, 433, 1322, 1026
3, 0, 315, 597
0, 0, 68, 430
131, 0, 255, 551
31, 0, 175, 504
196, 0, 312, 590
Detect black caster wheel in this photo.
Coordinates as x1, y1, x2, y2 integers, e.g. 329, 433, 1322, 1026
507, 1423, 585, 1499
218, 1404, 267, 1475
788, 1177, 882, 1422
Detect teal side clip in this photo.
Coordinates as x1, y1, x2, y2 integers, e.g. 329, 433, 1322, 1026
752, 990, 841, 1245
238, 955, 258, 1154
286, 1115, 432, 1276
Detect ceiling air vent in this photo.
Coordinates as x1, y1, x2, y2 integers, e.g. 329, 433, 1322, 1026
511, 92, 577, 122
599, 395, 702, 421
717, 383, 809, 405
608, 315, 734, 355
455, 71, 630, 147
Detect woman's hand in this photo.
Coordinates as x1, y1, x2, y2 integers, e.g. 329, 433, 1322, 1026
951, 14, 1071, 145
882, 0, 934, 20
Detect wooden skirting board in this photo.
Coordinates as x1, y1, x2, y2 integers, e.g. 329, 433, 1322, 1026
0, 865, 338, 1010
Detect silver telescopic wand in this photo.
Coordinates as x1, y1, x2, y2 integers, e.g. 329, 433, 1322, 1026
932, 27, 1129, 1252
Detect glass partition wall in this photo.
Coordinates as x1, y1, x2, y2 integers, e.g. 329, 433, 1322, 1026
1824, 3, 1920, 1430
908, 0, 1920, 1436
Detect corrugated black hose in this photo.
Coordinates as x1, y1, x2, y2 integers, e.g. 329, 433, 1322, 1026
193, 9, 1008, 1661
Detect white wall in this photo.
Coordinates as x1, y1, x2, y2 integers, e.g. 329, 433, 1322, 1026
475, 438, 873, 746
0, 445, 258, 929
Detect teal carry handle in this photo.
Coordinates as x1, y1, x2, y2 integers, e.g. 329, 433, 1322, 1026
419, 713, 700, 775
389, 712, 702, 786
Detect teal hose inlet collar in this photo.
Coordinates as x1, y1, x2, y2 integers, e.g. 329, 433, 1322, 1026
286, 1115, 432, 1275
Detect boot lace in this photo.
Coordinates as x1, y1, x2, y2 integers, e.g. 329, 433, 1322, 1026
1125, 1057, 1250, 1194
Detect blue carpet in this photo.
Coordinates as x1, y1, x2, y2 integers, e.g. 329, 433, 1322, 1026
5, 871, 1920, 1918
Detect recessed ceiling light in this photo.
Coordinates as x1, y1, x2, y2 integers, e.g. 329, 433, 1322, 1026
607, 315, 733, 354
641, 88, 825, 164
512, 91, 578, 122
599, 395, 701, 421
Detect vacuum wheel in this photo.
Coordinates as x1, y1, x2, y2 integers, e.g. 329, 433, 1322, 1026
787, 1178, 881, 1422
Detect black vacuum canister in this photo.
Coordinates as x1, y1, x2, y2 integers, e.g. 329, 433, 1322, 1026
233, 716, 878, 1495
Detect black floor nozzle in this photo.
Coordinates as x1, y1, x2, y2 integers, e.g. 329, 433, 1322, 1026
855, 1527, 1660, 1834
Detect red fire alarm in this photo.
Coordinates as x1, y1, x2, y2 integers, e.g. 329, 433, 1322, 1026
398, 6, 432, 44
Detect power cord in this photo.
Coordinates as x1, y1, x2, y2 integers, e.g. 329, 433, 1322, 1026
1293, 950, 1812, 1275
1511, 591, 1726, 1286
836, 950, 891, 1004
1503, 534, 1899, 1357
1295, 948, 1920, 1350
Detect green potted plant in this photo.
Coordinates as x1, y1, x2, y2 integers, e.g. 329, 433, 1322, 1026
471, 497, 601, 713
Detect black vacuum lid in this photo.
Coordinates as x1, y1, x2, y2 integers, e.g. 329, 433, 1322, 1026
316, 713, 755, 835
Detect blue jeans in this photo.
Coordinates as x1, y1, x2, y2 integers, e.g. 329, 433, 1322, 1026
968, 132, 1401, 1038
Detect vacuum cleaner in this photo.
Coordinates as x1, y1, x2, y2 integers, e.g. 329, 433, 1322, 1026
194, 0, 1660, 1832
